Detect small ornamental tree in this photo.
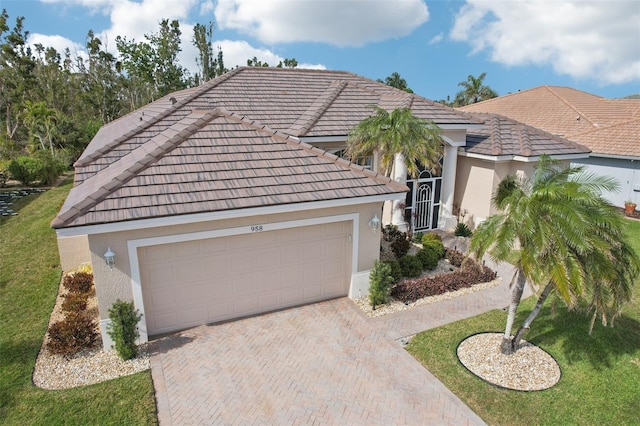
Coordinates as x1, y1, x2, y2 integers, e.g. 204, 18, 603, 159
369, 261, 394, 310
107, 300, 143, 360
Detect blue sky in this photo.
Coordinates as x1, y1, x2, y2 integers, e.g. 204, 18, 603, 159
3, 0, 639, 101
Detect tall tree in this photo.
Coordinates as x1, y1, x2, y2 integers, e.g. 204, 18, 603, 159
470, 156, 639, 354
453, 72, 497, 106
378, 72, 413, 93
192, 22, 216, 83
21, 100, 59, 156
345, 106, 442, 178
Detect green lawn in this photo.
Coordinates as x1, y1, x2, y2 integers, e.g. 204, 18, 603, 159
0, 179, 157, 425
407, 219, 640, 426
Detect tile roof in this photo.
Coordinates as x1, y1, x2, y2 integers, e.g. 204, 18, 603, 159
55, 67, 483, 229
52, 108, 407, 228
459, 86, 640, 157
462, 113, 591, 158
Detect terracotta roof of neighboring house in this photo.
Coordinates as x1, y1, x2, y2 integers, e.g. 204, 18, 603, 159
54, 67, 483, 229
459, 86, 640, 157
463, 113, 591, 158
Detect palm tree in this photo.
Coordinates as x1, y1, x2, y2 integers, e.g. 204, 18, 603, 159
470, 156, 639, 354
453, 72, 497, 106
345, 106, 442, 179
22, 100, 59, 156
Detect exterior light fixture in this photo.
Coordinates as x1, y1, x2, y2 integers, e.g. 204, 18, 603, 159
368, 214, 381, 234
104, 247, 116, 270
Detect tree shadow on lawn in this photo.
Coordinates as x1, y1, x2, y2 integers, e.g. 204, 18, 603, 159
523, 304, 640, 371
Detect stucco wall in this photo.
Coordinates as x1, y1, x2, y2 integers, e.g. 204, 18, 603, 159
86, 202, 384, 322
454, 156, 496, 227
56, 235, 91, 271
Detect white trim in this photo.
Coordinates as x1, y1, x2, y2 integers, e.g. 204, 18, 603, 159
299, 136, 347, 143
55, 194, 398, 237
438, 123, 484, 131
441, 135, 466, 148
587, 153, 640, 161
458, 150, 591, 163
127, 213, 360, 343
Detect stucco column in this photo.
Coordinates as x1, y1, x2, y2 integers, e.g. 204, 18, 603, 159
391, 152, 408, 231
441, 145, 458, 229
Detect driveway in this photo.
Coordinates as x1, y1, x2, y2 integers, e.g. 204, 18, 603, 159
150, 298, 486, 425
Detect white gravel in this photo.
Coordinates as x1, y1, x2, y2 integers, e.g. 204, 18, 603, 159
457, 333, 561, 391
32, 277, 149, 390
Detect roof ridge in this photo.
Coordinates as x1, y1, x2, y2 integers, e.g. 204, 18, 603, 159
544, 86, 597, 127
52, 110, 220, 228
518, 126, 533, 156
490, 115, 502, 155
285, 80, 348, 136
75, 69, 242, 167
568, 116, 640, 136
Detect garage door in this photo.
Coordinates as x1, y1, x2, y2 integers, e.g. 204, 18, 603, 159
138, 221, 352, 336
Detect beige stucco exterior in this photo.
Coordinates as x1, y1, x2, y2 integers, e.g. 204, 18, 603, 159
56, 235, 91, 271
60, 202, 384, 347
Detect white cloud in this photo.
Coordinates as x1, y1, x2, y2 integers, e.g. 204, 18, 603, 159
429, 33, 443, 45
212, 39, 325, 70
28, 33, 88, 64
215, 0, 429, 47
450, 0, 640, 84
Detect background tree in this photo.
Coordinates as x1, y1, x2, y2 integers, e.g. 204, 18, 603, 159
470, 156, 639, 354
453, 72, 497, 106
377, 72, 413, 93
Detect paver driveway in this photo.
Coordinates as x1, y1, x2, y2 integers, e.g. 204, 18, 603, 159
150, 298, 486, 425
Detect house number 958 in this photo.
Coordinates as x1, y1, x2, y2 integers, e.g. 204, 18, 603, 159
250, 225, 264, 232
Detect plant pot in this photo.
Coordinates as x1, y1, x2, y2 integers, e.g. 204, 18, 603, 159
624, 203, 637, 215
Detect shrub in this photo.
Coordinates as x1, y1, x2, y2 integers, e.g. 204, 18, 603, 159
421, 233, 442, 243
445, 248, 466, 267
382, 260, 403, 283
454, 222, 473, 237
35, 151, 65, 186
46, 312, 98, 356
422, 238, 445, 259
8, 156, 41, 186
0, 159, 10, 187
368, 261, 394, 309
390, 261, 497, 304
416, 247, 439, 270
108, 300, 143, 360
382, 224, 403, 242
391, 237, 411, 258
411, 232, 424, 243
61, 291, 89, 313
62, 271, 94, 294
399, 255, 423, 278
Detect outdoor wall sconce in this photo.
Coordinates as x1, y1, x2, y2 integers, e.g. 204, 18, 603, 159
368, 214, 381, 234
104, 247, 116, 270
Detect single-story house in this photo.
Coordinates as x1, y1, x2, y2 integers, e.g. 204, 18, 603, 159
52, 68, 589, 348
460, 86, 640, 207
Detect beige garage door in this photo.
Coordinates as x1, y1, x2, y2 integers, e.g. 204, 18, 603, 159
139, 221, 352, 336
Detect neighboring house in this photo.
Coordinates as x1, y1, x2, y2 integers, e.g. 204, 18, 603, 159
52, 68, 589, 348
460, 86, 640, 207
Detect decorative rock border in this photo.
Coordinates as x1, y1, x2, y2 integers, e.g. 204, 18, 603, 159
457, 332, 561, 391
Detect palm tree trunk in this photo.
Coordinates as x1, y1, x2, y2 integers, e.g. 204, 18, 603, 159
502, 269, 526, 354
511, 282, 554, 351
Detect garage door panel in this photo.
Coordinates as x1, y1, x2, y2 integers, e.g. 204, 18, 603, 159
140, 221, 352, 336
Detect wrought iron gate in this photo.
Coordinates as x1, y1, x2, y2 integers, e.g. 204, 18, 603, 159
404, 170, 442, 232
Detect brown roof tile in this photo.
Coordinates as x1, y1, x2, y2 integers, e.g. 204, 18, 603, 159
460, 86, 639, 157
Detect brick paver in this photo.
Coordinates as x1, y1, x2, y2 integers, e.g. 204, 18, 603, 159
150, 235, 522, 425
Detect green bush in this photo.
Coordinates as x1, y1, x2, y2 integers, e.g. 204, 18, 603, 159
107, 300, 143, 360
422, 237, 445, 259
46, 312, 98, 356
417, 247, 439, 270
62, 271, 94, 294
369, 261, 394, 309
382, 260, 403, 284
8, 156, 41, 186
411, 232, 424, 243
35, 151, 65, 186
421, 233, 442, 243
454, 222, 473, 237
0, 159, 10, 187
399, 255, 423, 278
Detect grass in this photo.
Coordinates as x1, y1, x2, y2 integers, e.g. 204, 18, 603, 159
0, 179, 157, 425
407, 218, 640, 425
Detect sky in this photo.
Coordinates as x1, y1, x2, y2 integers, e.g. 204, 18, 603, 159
2, 0, 639, 101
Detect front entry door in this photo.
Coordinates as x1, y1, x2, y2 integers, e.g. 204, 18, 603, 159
404, 170, 442, 232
